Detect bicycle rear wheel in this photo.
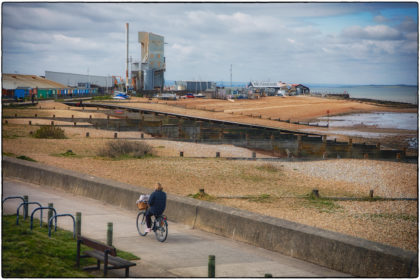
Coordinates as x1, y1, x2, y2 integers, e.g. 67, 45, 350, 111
136, 212, 148, 236
154, 216, 168, 242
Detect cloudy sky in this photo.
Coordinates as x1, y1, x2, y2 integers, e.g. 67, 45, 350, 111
2, 2, 418, 85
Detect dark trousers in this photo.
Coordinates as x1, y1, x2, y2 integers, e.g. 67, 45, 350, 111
146, 209, 154, 228
146, 209, 163, 228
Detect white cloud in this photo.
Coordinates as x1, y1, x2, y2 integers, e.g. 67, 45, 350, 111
342, 24, 402, 40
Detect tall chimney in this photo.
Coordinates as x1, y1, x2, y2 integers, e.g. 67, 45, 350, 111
126, 23, 129, 95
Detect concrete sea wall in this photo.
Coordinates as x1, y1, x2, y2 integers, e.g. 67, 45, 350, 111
2, 156, 417, 277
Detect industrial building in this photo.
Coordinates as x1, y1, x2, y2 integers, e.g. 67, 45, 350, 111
2, 73, 98, 100
45, 71, 113, 89
174, 81, 216, 92
2, 73, 66, 90
247, 81, 309, 96
132, 32, 166, 91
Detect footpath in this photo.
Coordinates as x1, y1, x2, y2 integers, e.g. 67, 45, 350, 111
3, 177, 349, 278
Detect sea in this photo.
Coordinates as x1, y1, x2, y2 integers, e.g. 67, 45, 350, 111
308, 85, 418, 105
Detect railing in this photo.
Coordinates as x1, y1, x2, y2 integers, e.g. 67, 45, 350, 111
16, 201, 42, 225
30, 207, 57, 230
48, 214, 76, 239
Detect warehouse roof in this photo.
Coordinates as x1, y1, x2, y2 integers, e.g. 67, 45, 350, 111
2, 74, 67, 90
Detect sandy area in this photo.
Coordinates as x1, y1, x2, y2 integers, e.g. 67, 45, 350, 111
92, 96, 417, 151
2, 100, 418, 252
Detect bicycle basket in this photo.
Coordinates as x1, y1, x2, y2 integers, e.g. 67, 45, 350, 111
137, 202, 148, 210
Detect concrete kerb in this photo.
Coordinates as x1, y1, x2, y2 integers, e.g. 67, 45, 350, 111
2, 156, 417, 277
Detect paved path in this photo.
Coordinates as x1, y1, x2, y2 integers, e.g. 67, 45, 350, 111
3, 178, 349, 277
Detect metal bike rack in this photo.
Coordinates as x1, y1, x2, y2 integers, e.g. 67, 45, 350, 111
30, 207, 57, 230
16, 202, 42, 225
2, 196, 26, 211
48, 214, 76, 239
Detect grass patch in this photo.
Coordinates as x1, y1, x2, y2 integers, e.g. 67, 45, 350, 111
242, 193, 274, 203
2, 215, 138, 277
16, 155, 37, 162
3, 152, 16, 157
256, 163, 280, 173
368, 213, 417, 222
34, 125, 66, 139
55, 150, 81, 158
91, 95, 112, 100
98, 140, 154, 159
188, 191, 217, 201
304, 192, 341, 213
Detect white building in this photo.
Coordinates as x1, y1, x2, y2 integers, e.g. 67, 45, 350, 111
45, 71, 113, 88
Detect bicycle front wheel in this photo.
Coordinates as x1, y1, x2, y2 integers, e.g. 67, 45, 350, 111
136, 212, 148, 236
154, 217, 168, 242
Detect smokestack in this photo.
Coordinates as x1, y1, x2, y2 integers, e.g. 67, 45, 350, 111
126, 22, 129, 95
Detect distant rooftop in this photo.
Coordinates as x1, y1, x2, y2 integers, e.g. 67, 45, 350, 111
2, 73, 67, 90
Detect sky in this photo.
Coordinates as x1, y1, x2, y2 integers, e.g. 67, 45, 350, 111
2, 2, 418, 85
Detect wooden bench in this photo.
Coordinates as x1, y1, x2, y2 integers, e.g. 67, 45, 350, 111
76, 236, 136, 277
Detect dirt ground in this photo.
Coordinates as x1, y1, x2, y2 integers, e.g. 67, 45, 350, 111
1, 99, 418, 252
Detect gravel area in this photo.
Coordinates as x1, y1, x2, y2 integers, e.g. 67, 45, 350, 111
2, 100, 418, 252
283, 160, 417, 198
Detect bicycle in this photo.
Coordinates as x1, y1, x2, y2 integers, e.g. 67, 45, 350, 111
136, 207, 168, 242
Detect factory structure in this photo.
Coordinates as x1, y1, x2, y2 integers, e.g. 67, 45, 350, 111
45, 71, 113, 89
131, 32, 166, 92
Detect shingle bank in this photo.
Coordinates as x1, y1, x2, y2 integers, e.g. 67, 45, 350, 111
2, 156, 417, 277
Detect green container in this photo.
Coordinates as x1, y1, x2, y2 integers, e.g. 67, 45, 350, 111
38, 89, 48, 99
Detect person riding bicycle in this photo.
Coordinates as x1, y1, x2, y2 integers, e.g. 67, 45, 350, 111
145, 182, 166, 233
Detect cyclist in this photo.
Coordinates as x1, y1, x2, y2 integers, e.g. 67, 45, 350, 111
145, 182, 167, 233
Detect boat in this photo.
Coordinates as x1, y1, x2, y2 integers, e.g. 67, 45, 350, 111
113, 91, 130, 100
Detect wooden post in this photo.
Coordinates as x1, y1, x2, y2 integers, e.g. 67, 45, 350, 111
76, 212, 81, 237
29, 121, 32, 125
53, 114, 55, 119
208, 255, 215, 278
107, 222, 113, 246
180, 151, 184, 157
51, 121, 54, 126
216, 152, 220, 158
23, 195, 29, 220
312, 189, 319, 198
114, 133, 118, 139
369, 190, 374, 198
141, 133, 144, 139
86, 132, 90, 138
48, 203, 54, 225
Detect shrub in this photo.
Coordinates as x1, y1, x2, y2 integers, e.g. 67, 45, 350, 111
98, 140, 153, 159
16, 155, 37, 162
256, 163, 280, 173
34, 126, 66, 139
